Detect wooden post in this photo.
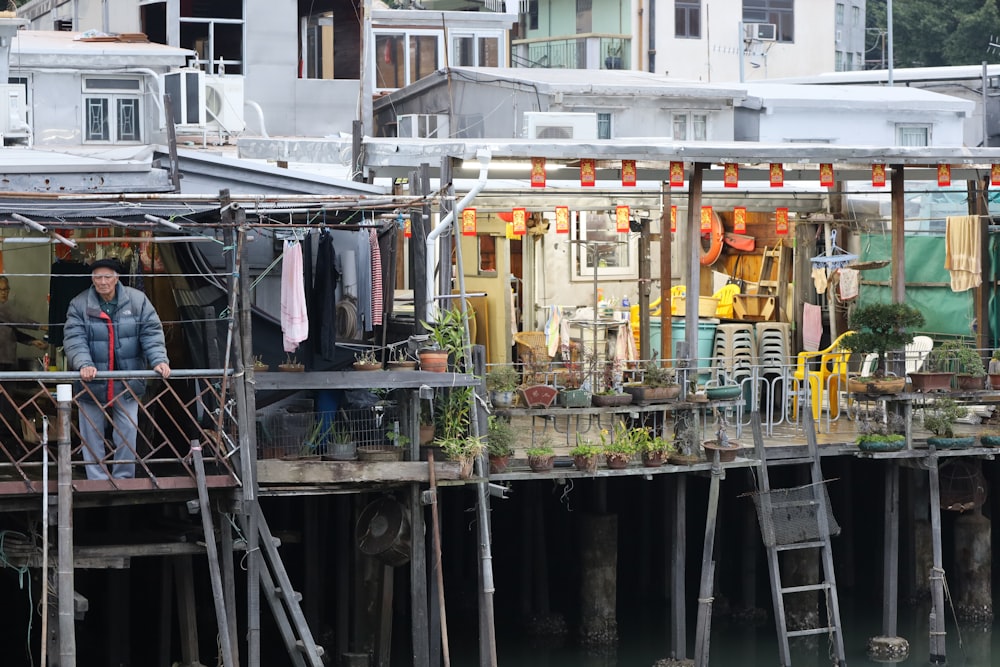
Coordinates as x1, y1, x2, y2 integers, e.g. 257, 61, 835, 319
56, 385, 76, 667
890, 165, 905, 304
684, 164, 705, 374
427, 451, 451, 667
158, 557, 174, 667
928, 456, 947, 663
220, 504, 241, 667
694, 458, 722, 666
638, 215, 651, 360
671, 474, 687, 659
410, 483, 430, 665
882, 460, 901, 637
175, 556, 201, 666
661, 181, 673, 363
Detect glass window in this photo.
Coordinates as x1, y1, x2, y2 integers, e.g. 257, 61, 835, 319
673, 113, 688, 140
743, 0, 794, 42
835, 3, 844, 25
673, 112, 707, 141
597, 112, 611, 139
374, 30, 443, 93
835, 50, 844, 71
676, 1, 701, 38
571, 211, 637, 281
451, 33, 502, 67
897, 125, 930, 146
852, 5, 861, 26
85, 98, 109, 141
84, 94, 142, 143
117, 99, 140, 141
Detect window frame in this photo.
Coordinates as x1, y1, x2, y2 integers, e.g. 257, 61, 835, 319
675, 0, 702, 39
570, 211, 638, 281
373, 28, 444, 94
672, 111, 708, 141
449, 29, 505, 68
81, 76, 145, 144
896, 124, 931, 147
743, 0, 794, 43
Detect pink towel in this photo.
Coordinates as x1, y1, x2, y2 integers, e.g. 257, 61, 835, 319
281, 240, 309, 353
803, 303, 822, 352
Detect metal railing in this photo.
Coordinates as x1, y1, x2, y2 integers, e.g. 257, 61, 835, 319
511, 34, 630, 70
0, 369, 239, 494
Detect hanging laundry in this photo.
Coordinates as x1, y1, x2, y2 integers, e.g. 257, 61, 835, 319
281, 240, 309, 353
802, 303, 823, 352
811, 266, 829, 293
312, 231, 339, 359
945, 215, 981, 292
544, 305, 562, 357
838, 268, 859, 301
369, 228, 383, 326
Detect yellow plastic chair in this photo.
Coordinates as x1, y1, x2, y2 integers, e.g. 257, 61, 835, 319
792, 330, 855, 421
712, 284, 741, 319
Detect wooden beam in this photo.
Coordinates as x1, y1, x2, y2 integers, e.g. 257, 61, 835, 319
891, 165, 905, 303
256, 460, 464, 485
253, 371, 479, 391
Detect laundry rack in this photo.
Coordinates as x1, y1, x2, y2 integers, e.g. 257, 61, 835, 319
810, 229, 857, 270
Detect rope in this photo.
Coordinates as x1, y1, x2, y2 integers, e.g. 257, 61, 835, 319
934, 565, 967, 656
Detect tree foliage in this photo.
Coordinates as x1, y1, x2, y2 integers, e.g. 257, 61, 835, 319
866, 0, 1000, 68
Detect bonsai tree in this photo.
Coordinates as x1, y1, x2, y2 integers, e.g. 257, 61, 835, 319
843, 302, 925, 378
485, 365, 519, 393
640, 358, 678, 388
922, 397, 968, 438
935, 340, 986, 378
486, 415, 516, 459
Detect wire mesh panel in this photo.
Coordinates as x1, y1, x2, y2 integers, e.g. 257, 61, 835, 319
257, 410, 318, 459
751, 482, 840, 547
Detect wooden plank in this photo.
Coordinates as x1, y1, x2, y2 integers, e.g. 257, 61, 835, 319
175, 556, 201, 667
256, 460, 464, 485
882, 461, 900, 637
254, 370, 478, 391
409, 484, 430, 666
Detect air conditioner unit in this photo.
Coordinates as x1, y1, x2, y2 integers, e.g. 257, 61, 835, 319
397, 113, 449, 138
744, 22, 777, 41
523, 112, 598, 140
204, 74, 245, 132
0, 84, 29, 143
163, 69, 206, 126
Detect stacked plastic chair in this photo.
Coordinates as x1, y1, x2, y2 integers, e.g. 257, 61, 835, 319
755, 322, 792, 428
711, 323, 756, 386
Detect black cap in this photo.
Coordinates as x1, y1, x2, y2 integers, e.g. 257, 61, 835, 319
89, 258, 122, 273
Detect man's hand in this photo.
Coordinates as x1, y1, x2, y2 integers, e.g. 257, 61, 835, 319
30, 340, 47, 350
153, 362, 171, 380
79, 366, 97, 381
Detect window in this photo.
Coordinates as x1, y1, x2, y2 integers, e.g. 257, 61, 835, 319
597, 112, 612, 139
570, 211, 638, 281
852, 5, 861, 27
897, 125, 930, 146
478, 235, 497, 275
179, 3, 244, 75
451, 32, 502, 67
374, 30, 442, 93
82, 77, 143, 143
835, 3, 844, 25
743, 0, 794, 42
835, 51, 844, 71
526, 0, 539, 31
676, 1, 701, 38
672, 112, 707, 141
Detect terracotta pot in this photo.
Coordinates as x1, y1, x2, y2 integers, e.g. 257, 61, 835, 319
419, 350, 449, 373
623, 384, 681, 403
605, 453, 631, 469
573, 454, 598, 473
990, 374, 1000, 390
956, 374, 984, 391
909, 372, 954, 393
848, 377, 906, 395
419, 424, 436, 445
591, 393, 632, 407
527, 454, 555, 472
353, 362, 383, 371
703, 441, 741, 463
488, 454, 511, 474
641, 451, 665, 467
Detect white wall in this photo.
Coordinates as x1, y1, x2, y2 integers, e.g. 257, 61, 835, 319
756, 107, 967, 147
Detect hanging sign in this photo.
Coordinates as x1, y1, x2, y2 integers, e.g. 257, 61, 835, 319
505, 223, 516, 240
769, 163, 784, 188
700, 206, 713, 232
819, 163, 834, 187
403, 218, 412, 238
580, 158, 596, 187
937, 164, 951, 187
512, 207, 527, 236
530, 157, 546, 188
622, 160, 637, 186
733, 207, 747, 234
461, 208, 477, 236
872, 164, 886, 187
670, 205, 677, 233
555, 206, 570, 234
616, 205, 630, 233
775, 207, 789, 235
724, 163, 739, 188
993, 164, 1000, 186
669, 161, 685, 187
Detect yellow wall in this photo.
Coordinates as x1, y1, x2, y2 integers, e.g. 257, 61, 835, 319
459, 215, 512, 364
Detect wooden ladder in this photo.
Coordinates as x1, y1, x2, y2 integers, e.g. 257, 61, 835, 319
756, 240, 791, 319
750, 411, 846, 667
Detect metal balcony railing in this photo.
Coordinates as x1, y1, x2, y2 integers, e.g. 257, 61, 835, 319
0, 368, 239, 495
511, 34, 630, 70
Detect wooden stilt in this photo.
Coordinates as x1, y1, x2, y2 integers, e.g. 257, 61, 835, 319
427, 451, 451, 667
671, 474, 687, 659
220, 507, 241, 667
409, 483, 430, 666
158, 557, 173, 667
377, 565, 394, 667
694, 457, 722, 666
335, 497, 351, 657
175, 556, 201, 667
882, 460, 900, 637
56, 389, 75, 667
927, 456, 946, 663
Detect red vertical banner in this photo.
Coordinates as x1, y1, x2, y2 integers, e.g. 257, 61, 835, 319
555, 206, 570, 233
700, 206, 713, 232
775, 207, 789, 235
670, 205, 677, 233
723, 163, 739, 188
769, 163, 784, 187
404, 218, 412, 238
872, 164, 886, 187
621, 160, 637, 186
580, 158, 596, 187
733, 207, 747, 234
993, 164, 1000, 186
530, 157, 546, 188
819, 163, 834, 187
937, 164, 951, 187
616, 205, 630, 233
512, 208, 527, 236
669, 161, 685, 187
461, 208, 476, 236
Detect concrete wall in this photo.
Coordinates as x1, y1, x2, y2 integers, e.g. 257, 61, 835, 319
755, 107, 967, 147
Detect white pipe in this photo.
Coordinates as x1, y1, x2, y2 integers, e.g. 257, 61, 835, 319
424, 148, 491, 319
245, 100, 269, 138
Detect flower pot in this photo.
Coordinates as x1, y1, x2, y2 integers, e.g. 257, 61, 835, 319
573, 454, 598, 473
848, 377, 906, 395
668, 451, 700, 466
353, 362, 383, 371
387, 360, 417, 370
419, 424, 436, 446
488, 453, 511, 474
909, 372, 954, 393
557, 389, 592, 408
703, 440, 742, 463
980, 435, 1000, 447
591, 393, 632, 407
357, 446, 404, 462
278, 363, 305, 372
605, 453, 631, 470
990, 373, 1000, 390
490, 390, 516, 410
527, 454, 555, 472
327, 441, 357, 461
956, 374, 984, 391
419, 350, 449, 373
641, 451, 665, 467
927, 436, 975, 450
622, 384, 681, 404
857, 435, 906, 453
519, 385, 558, 409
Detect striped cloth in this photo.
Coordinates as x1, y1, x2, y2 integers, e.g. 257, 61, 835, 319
369, 229, 383, 326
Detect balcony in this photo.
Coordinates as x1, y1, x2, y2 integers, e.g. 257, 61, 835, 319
511, 33, 631, 70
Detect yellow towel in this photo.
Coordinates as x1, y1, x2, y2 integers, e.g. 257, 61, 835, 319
945, 215, 981, 292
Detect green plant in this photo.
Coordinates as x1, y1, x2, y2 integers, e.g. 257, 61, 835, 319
389, 346, 413, 364
856, 433, 905, 447
933, 340, 985, 377
525, 444, 555, 457
437, 386, 473, 440
485, 365, 520, 392
355, 348, 380, 365
600, 422, 639, 457
421, 307, 468, 357
385, 429, 410, 448
486, 415, 516, 457
636, 432, 675, 456
569, 434, 602, 458
843, 303, 925, 379
641, 359, 677, 388
438, 434, 485, 461
922, 397, 968, 438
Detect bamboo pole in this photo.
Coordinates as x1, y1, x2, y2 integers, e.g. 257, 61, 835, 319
426, 451, 451, 667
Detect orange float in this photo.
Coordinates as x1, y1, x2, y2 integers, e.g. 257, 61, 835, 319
700, 210, 724, 266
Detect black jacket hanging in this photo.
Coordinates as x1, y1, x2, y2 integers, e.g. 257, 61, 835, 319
311, 230, 340, 359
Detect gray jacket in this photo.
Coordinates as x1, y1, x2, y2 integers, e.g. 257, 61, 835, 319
63, 284, 169, 402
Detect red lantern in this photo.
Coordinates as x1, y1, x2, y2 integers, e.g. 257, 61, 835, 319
872, 164, 886, 187
555, 206, 569, 234
819, 163, 834, 187
512, 208, 527, 236
937, 164, 951, 187
723, 163, 739, 188
733, 207, 747, 234
616, 205, 630, 233
775, 207, 789, 235
530, 158, 546, 188
669, 161, 684, 187
461, 208, 476, 236
622, 160, 636, 187
403, 218, 412, 238
580, 158, 596, 187
992, 164, 1000, 187
769, 163, 784, 188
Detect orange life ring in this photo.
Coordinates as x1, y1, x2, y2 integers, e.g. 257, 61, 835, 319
700, 210, 724, 266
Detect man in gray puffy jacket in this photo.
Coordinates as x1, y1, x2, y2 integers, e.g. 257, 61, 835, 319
63, 259, 171, 480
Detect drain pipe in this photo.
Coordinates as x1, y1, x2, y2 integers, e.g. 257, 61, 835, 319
424, 149, 491, 319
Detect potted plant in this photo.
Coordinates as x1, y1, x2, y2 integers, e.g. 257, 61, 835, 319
278, 353, 304, 372
485, 365, 520, 409
843, 302, 924, 395
251, 355, 269, 373
855, 408, 907, 452
557, 363, 592, 407
935, 340, 986, 391
635, 428, 674, 467
420, 307, 468, 373
486, 415, 516, 474
921, 397, 973, 449
701, 411, 742, 463
911, 344, 957, 393
591, 362, 632, 406
419, 401, 436, 446
326, 421, 356, 461
569, 434, 601, 473
438, 434, 485, 479
525, 441, 556, 472
600, 422, 637, 469
386, 346, 417, 370
353, 348, 383, 371
623, 357, 681, 403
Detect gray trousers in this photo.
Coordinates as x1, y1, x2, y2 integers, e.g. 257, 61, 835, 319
78, 397, 140, 480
